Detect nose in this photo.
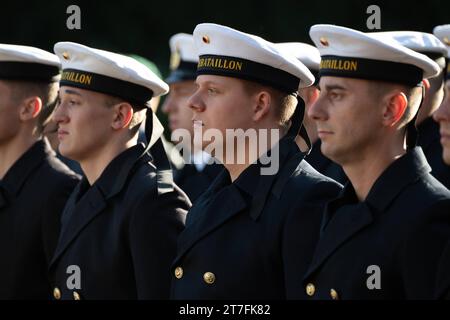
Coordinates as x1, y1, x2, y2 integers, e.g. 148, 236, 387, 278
52, 101, 68, 125
188, 89, 206, 113
161, 94, 175, 115
307, 93, 328, 122
433, 98, 450, 123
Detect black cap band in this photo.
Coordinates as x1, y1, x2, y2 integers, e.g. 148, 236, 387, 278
60, 68, 153, 106
319, 55, 423, 87
0, 61, 60, 82
166, 60, 198, 83
197, 54, 300, 94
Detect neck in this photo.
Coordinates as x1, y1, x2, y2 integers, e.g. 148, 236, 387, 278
0, 132, 38, 179
343, 137, 406, 201
223, 125, 286, 182
80, 140, 136, 185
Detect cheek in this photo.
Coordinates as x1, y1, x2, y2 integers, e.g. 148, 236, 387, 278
73, 108, 111, 137
443, 147, 450, 165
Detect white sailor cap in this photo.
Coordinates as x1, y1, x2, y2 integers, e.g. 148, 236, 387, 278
166, 33, 199, 83
193, 23, 315, 92
276, 42, 321, 85
309, 24, 440, 86
54, 42, 169, 107
0, 43, 60, 82
434, 24, 450, 54
371, 30, 447, 73
433, 24, 450, 79
276, 42, 320, 72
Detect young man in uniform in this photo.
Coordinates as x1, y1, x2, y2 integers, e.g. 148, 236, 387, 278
277, 42, 347, 184
49, 42, 190, 300
161, 33, 223, 203
303, 24, 450, 299
170, 23, 342, 300
0, 44, 79, 299
432, 24, 450, 300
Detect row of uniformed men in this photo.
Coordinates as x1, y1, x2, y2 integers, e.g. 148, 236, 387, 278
1, 22, 450, 300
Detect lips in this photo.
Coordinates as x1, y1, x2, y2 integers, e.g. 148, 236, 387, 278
317, 130, 333, 138
57, 129, 68, 140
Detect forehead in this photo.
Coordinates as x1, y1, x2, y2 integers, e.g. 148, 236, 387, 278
170, 80, 197, 90
319, 76, 369, 91
59, 85, 108, 101
196, 74, 243, 88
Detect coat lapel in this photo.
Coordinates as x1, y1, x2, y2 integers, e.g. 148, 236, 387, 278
49, 144, 147, 268
304, 201, 373, 280
49, 184, 106, 267
173, 183, 248, 265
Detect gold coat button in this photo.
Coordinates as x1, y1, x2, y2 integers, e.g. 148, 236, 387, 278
203, 272, 216, 284
306, 283, 315, 296
73, 291, 81, 300
53, 287, 61, 300
330, 289, 339, 300
174, 267, 183, 279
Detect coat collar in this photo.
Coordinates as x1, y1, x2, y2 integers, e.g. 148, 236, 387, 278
0, 139, 52, 208
49, 143, 149, 268
304, 147, 431, 280
173, 137, 306, 266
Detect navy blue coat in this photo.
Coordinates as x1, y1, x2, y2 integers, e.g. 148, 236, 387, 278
305, 140, 347, 185
418, 117, 450, 189
435, 239, 450, 299
0, 139, 79, 299
170, 138, 342, 299
174, 163, 223, 203
48, 144, 190, 300
303, 147, 450, 300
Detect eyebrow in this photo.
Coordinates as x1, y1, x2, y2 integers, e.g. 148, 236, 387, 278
62, 89, 83, 96
197, 80, 222, 87
323, 84, 347, 91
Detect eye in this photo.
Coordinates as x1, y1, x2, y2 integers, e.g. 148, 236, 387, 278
207, 87, 217, 95
329, 91, 342, 100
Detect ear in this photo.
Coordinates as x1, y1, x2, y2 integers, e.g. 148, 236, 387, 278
252, 91, 271, 122
422, 78, 430, 91
111, 102, 133, 130
381, 91, 408, 127
19, 97, 42, 121
302, 87, 320, 107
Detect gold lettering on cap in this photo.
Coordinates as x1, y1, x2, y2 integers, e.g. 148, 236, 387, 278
198, 57, 243, 72
61, 71, 92, 85
320, 59, 358, 72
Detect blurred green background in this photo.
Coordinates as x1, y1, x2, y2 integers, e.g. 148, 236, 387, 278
1, 0, 448, 125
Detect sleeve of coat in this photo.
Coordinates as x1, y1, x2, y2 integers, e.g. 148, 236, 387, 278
128, 187, 189, 299
400, 199, 450, 299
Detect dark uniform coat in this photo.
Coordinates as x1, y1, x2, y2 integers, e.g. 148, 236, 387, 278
0, 139, 79, 299
305, 140, 347, 185
48, 144, 190, 300
170, 137, 342, 299
302, 147, 450, 300
174, 163, 223, 203
418, 117, 450, 189
435, 239, 450, 299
